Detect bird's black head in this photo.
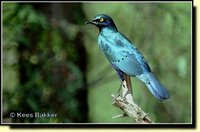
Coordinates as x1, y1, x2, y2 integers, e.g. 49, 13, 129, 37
85, 14, 117, 31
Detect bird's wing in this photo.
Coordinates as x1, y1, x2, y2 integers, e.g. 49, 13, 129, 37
111, 49, 143, 76
99, 33, 151, 76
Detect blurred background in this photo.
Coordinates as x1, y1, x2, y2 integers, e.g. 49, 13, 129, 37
2, 2, 192, 123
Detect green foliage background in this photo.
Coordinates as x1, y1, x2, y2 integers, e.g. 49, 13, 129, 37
2, 2, 192, 123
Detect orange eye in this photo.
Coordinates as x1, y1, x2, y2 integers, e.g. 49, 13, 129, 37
100, 18, 104, 22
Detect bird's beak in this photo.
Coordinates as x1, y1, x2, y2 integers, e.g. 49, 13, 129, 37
85, 20, 96, 25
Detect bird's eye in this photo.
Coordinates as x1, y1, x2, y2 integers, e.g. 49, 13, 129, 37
100, 18, 104, 22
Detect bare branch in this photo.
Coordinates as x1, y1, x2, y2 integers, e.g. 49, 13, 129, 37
112, 76, 154, 123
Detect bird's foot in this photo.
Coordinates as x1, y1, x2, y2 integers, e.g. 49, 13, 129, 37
123, 90, 129, 98
113, 82, 130, 99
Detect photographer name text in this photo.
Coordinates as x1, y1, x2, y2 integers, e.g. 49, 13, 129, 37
10, 112, 58, 118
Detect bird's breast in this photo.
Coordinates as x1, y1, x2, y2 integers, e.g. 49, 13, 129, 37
98, 34, 121, 61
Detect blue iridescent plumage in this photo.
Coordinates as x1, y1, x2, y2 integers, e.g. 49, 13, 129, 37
86, 14, 170, 101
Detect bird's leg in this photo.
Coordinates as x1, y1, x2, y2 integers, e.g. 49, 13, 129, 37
115, 72, 132, 98
116, 82, 123, 97
120, 74, 135, 106
114, 68, 125, 97
122, 74, 133, 98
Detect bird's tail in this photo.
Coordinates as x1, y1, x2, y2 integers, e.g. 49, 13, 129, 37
137, 72, 170, 101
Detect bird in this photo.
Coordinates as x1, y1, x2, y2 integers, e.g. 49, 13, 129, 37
85, 14, 170, 101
